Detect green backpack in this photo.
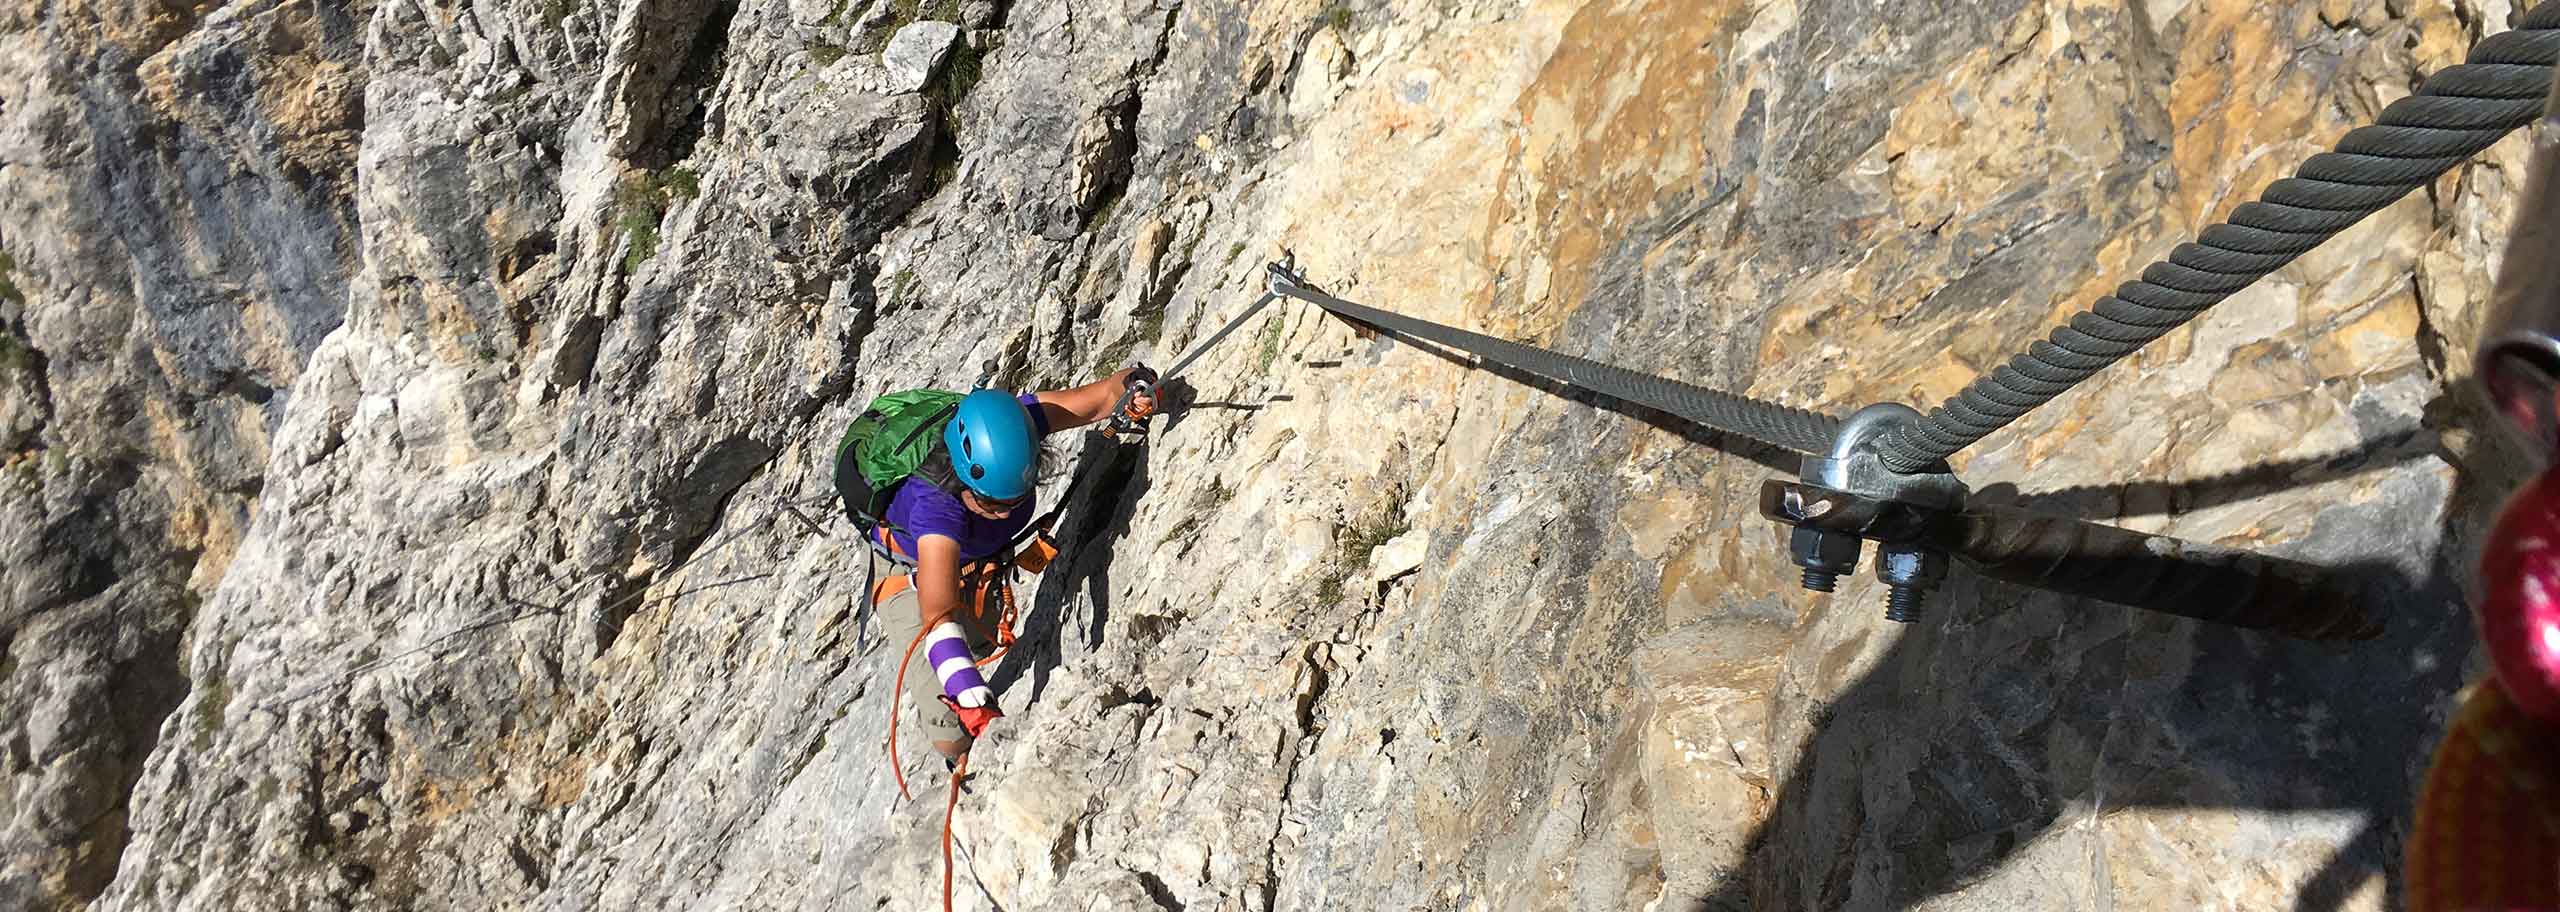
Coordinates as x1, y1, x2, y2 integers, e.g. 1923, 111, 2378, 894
832, 389, 969, 537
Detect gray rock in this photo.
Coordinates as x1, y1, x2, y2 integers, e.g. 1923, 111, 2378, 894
881, 21, 961, 94
0, 0, 2530, 910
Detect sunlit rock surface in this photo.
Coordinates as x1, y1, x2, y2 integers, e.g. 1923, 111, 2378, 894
0, 0, 2537, 908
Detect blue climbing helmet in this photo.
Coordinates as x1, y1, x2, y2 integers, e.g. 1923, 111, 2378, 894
943, 389, 1037, 501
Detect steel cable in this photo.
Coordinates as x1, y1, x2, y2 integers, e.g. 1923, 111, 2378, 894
1267, 274, 1842, 454
1875, 5, 2560, 472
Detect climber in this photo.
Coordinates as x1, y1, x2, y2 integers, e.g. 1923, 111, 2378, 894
838, 367, 1158, 763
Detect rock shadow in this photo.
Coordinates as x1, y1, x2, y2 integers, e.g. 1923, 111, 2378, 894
1686, 412, 2525, 911
989, 435, 1153, 704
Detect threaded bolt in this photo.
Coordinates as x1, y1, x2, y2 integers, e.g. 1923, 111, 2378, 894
1789, 527, 1860, 593
1884, 586, 1926, 622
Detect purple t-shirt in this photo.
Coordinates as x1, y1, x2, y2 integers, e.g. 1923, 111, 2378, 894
884, 392, 1052, 560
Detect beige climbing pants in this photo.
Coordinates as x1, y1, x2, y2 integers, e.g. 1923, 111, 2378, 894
874, 552, 1001, 753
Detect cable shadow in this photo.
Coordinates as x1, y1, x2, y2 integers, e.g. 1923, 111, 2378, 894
1685, 399, 2526, 911
1189, 399, 1284, 411
1152, 378, 1283, 434
988, 436, 1154, 705
1691, 547, 2463, 910
1994, 425, 2438, 520
1371, 329, 1803, 476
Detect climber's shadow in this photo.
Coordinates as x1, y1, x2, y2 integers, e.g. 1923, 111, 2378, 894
989, 433, 1154, 704
1688, 405, 2525, 911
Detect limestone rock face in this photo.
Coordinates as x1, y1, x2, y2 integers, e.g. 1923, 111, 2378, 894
0, 0, 365, 905
0, 0, 2540, 909
883, 21, 960, 94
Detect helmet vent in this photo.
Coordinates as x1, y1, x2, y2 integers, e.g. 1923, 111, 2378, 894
969, 465, 985, 479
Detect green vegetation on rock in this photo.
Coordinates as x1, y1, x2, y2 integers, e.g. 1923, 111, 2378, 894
191, 673, 230, 752
615, 167, 701, 273
0, 248, 23, 306
1316, 0, 1353, 32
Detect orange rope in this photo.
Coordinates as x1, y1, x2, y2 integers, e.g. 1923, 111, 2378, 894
886, 563, 1014, 804
943, 752, 969, 912
875, 553, 1019, 910
889, 624, 930, 802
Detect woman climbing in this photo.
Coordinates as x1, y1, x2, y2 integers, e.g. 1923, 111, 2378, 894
837, 366, 1157, 764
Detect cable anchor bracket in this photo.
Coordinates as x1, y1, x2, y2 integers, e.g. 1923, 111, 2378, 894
1762, 403, 1966, 623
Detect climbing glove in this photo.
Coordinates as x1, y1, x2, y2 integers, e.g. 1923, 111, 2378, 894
940, 695, 1004, 739
1123, 365, 1159, 419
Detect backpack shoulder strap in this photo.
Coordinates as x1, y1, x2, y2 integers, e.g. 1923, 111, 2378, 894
912, 445, 969, 498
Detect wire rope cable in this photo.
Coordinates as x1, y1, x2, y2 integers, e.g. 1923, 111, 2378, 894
1267, 270, 1842, 454
1872, 4, 2560, 472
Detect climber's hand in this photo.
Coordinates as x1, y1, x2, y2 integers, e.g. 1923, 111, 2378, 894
940, 695, 1004, 739
1122, 365, 1159, 419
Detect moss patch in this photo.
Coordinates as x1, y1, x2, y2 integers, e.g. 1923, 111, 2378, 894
191, 672, 231, 752
1313, 569, 1348, 610
885, 268, 920, 309
852, 0, 923, 54
913, 34, 994, 202
927, 33, 986, 116
1316, 0, 1353, 32
1316, 510, 1407, 610
1345, 514, 1409, 565
0, 333, 31, 374
662, 166, 700, 198
1084, 186, 1126, 234
1255, 314, 1286, 373
0, 248, 22, 306
614, 167, 701, 273
1133, 298, 1167, 345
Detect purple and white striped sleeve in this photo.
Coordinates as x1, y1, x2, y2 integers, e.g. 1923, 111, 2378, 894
923, 622, 992, 708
